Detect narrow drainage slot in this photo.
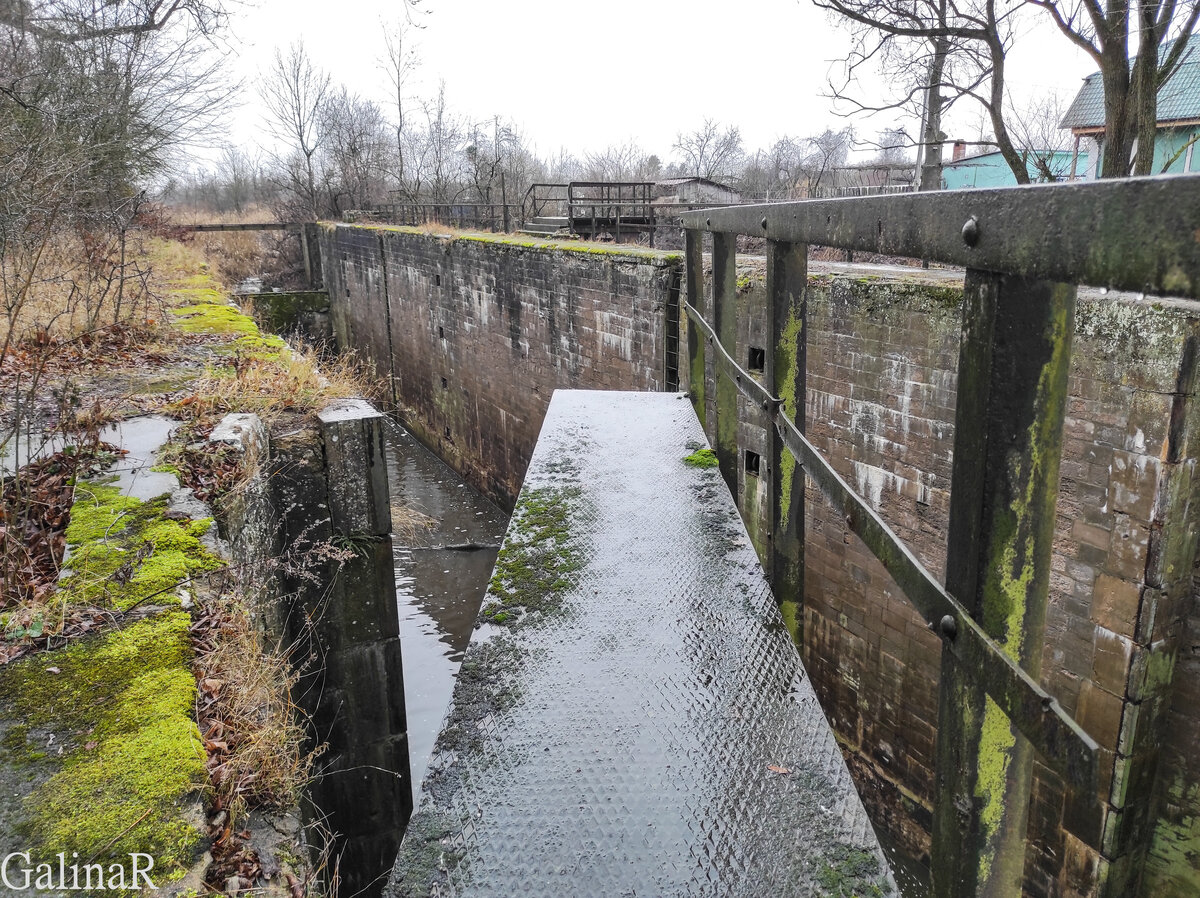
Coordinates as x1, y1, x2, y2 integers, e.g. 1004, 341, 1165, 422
436, 274, 441, 287
748, 346, 765, 373
441, 376, 448, 389
444, 426, 451, 439
438, 325, 445, 339
745, 450, 761, 477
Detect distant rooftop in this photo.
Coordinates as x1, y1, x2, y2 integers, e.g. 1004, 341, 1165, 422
655, 176, 738, 189
1061, 34, 1200, 130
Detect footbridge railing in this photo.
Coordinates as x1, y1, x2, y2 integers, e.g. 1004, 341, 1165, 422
678, 176, 1200, 898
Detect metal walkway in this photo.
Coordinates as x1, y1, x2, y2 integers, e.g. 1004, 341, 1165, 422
385, 390, 896, 898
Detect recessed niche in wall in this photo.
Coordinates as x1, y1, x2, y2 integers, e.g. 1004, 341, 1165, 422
745, 450, 761, 477
748, 347, 765, 373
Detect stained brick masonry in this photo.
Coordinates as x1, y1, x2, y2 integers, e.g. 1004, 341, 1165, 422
320, 225, 681, 509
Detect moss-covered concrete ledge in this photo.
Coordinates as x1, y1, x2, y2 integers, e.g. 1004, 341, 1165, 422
327, 222, 682, 265
0, 613, 207, 889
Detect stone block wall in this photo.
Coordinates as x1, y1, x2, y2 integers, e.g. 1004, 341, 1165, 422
320, 225, 682, 508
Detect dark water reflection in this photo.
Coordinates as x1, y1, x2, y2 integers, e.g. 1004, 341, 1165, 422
383, 423, 508, 804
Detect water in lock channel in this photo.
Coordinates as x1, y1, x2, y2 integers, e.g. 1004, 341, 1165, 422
383, 421, 509, 804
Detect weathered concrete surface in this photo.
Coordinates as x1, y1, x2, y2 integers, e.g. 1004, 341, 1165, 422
386, 390, 894, 898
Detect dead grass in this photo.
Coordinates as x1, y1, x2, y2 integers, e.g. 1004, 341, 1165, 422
171, 205, 300, 289
390, 500, 437, 544
1, 230, 168, 350
171, 344, 375, 427
193, 590, 315, 820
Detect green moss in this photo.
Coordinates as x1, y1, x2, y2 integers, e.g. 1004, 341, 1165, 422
484, 485, 583, 627
231, 332, 287, 360
816, 845, 887, 897
682, 448, 719, 468
172, 300, 259, 337
339, 223, 681, 265
774, 307, 804, 531
51, 483, 223, 614
0, 613, 206, 886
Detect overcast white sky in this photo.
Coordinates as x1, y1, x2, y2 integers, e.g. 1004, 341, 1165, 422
206, 0, 1100, 167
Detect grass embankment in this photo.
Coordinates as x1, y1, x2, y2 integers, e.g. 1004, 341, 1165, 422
0, 236, 358, 894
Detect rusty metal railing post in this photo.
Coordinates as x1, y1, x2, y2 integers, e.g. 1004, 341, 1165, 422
766, 238, 807, 646
933, 269, 1077, 898
684, 229, 706, 430
712, 232, 739, 492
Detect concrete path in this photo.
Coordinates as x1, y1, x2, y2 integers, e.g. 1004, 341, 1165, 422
386, 390, 896, 898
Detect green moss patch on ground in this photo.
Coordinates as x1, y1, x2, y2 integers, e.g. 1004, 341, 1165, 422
482, 485, 583, 627
683, 448, 719, 468
0, 612, 207, 887
170, 267, 262, 340
51, 482, 222, 615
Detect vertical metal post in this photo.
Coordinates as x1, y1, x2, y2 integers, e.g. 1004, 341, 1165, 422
712, 232, 739, 493
685, 229, 706, 430
932, 270, 1076, 898
766, 239, 807, 646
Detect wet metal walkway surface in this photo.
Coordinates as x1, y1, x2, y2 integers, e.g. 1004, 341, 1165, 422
385, 390, 895, 898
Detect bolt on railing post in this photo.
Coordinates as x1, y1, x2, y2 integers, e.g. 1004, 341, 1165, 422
766, 238, 807, 646
712, 232, 739, 492
933, 269, 1077, 898
685, 229, 706, 430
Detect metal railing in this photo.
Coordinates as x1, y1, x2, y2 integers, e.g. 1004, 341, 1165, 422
372, 202, 515, 232
678, 175, 1200, 898
520, 182, 569, 223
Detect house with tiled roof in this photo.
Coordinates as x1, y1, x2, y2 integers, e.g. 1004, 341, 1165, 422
1062, 34, 1200, 178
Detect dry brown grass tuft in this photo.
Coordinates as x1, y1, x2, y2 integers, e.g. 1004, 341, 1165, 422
194, 591, 316, 820
172, 344, 377, 427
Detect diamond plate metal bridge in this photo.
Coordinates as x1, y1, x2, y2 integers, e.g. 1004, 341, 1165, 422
384, 390, 896, 898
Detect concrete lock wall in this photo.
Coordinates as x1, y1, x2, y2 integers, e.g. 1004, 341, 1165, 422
322, 224, 1200, 898
319, 224, 681, 508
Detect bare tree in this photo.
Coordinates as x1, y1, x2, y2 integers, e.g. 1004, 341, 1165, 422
582, 141, 654, 181
0, 0, 231, 42
818, 0, 1032, 186
380, 17, 420, 194
1007, 90, 1075, 180
320, 87, 389, 215
803, 127, 855, 193
260, 41, 331, 218
411, 81, 465, 203
672, 119, 744, 180
1029, 0, 1200, 176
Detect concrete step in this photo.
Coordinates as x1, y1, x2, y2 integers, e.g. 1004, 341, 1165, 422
386, 390, 897, 898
